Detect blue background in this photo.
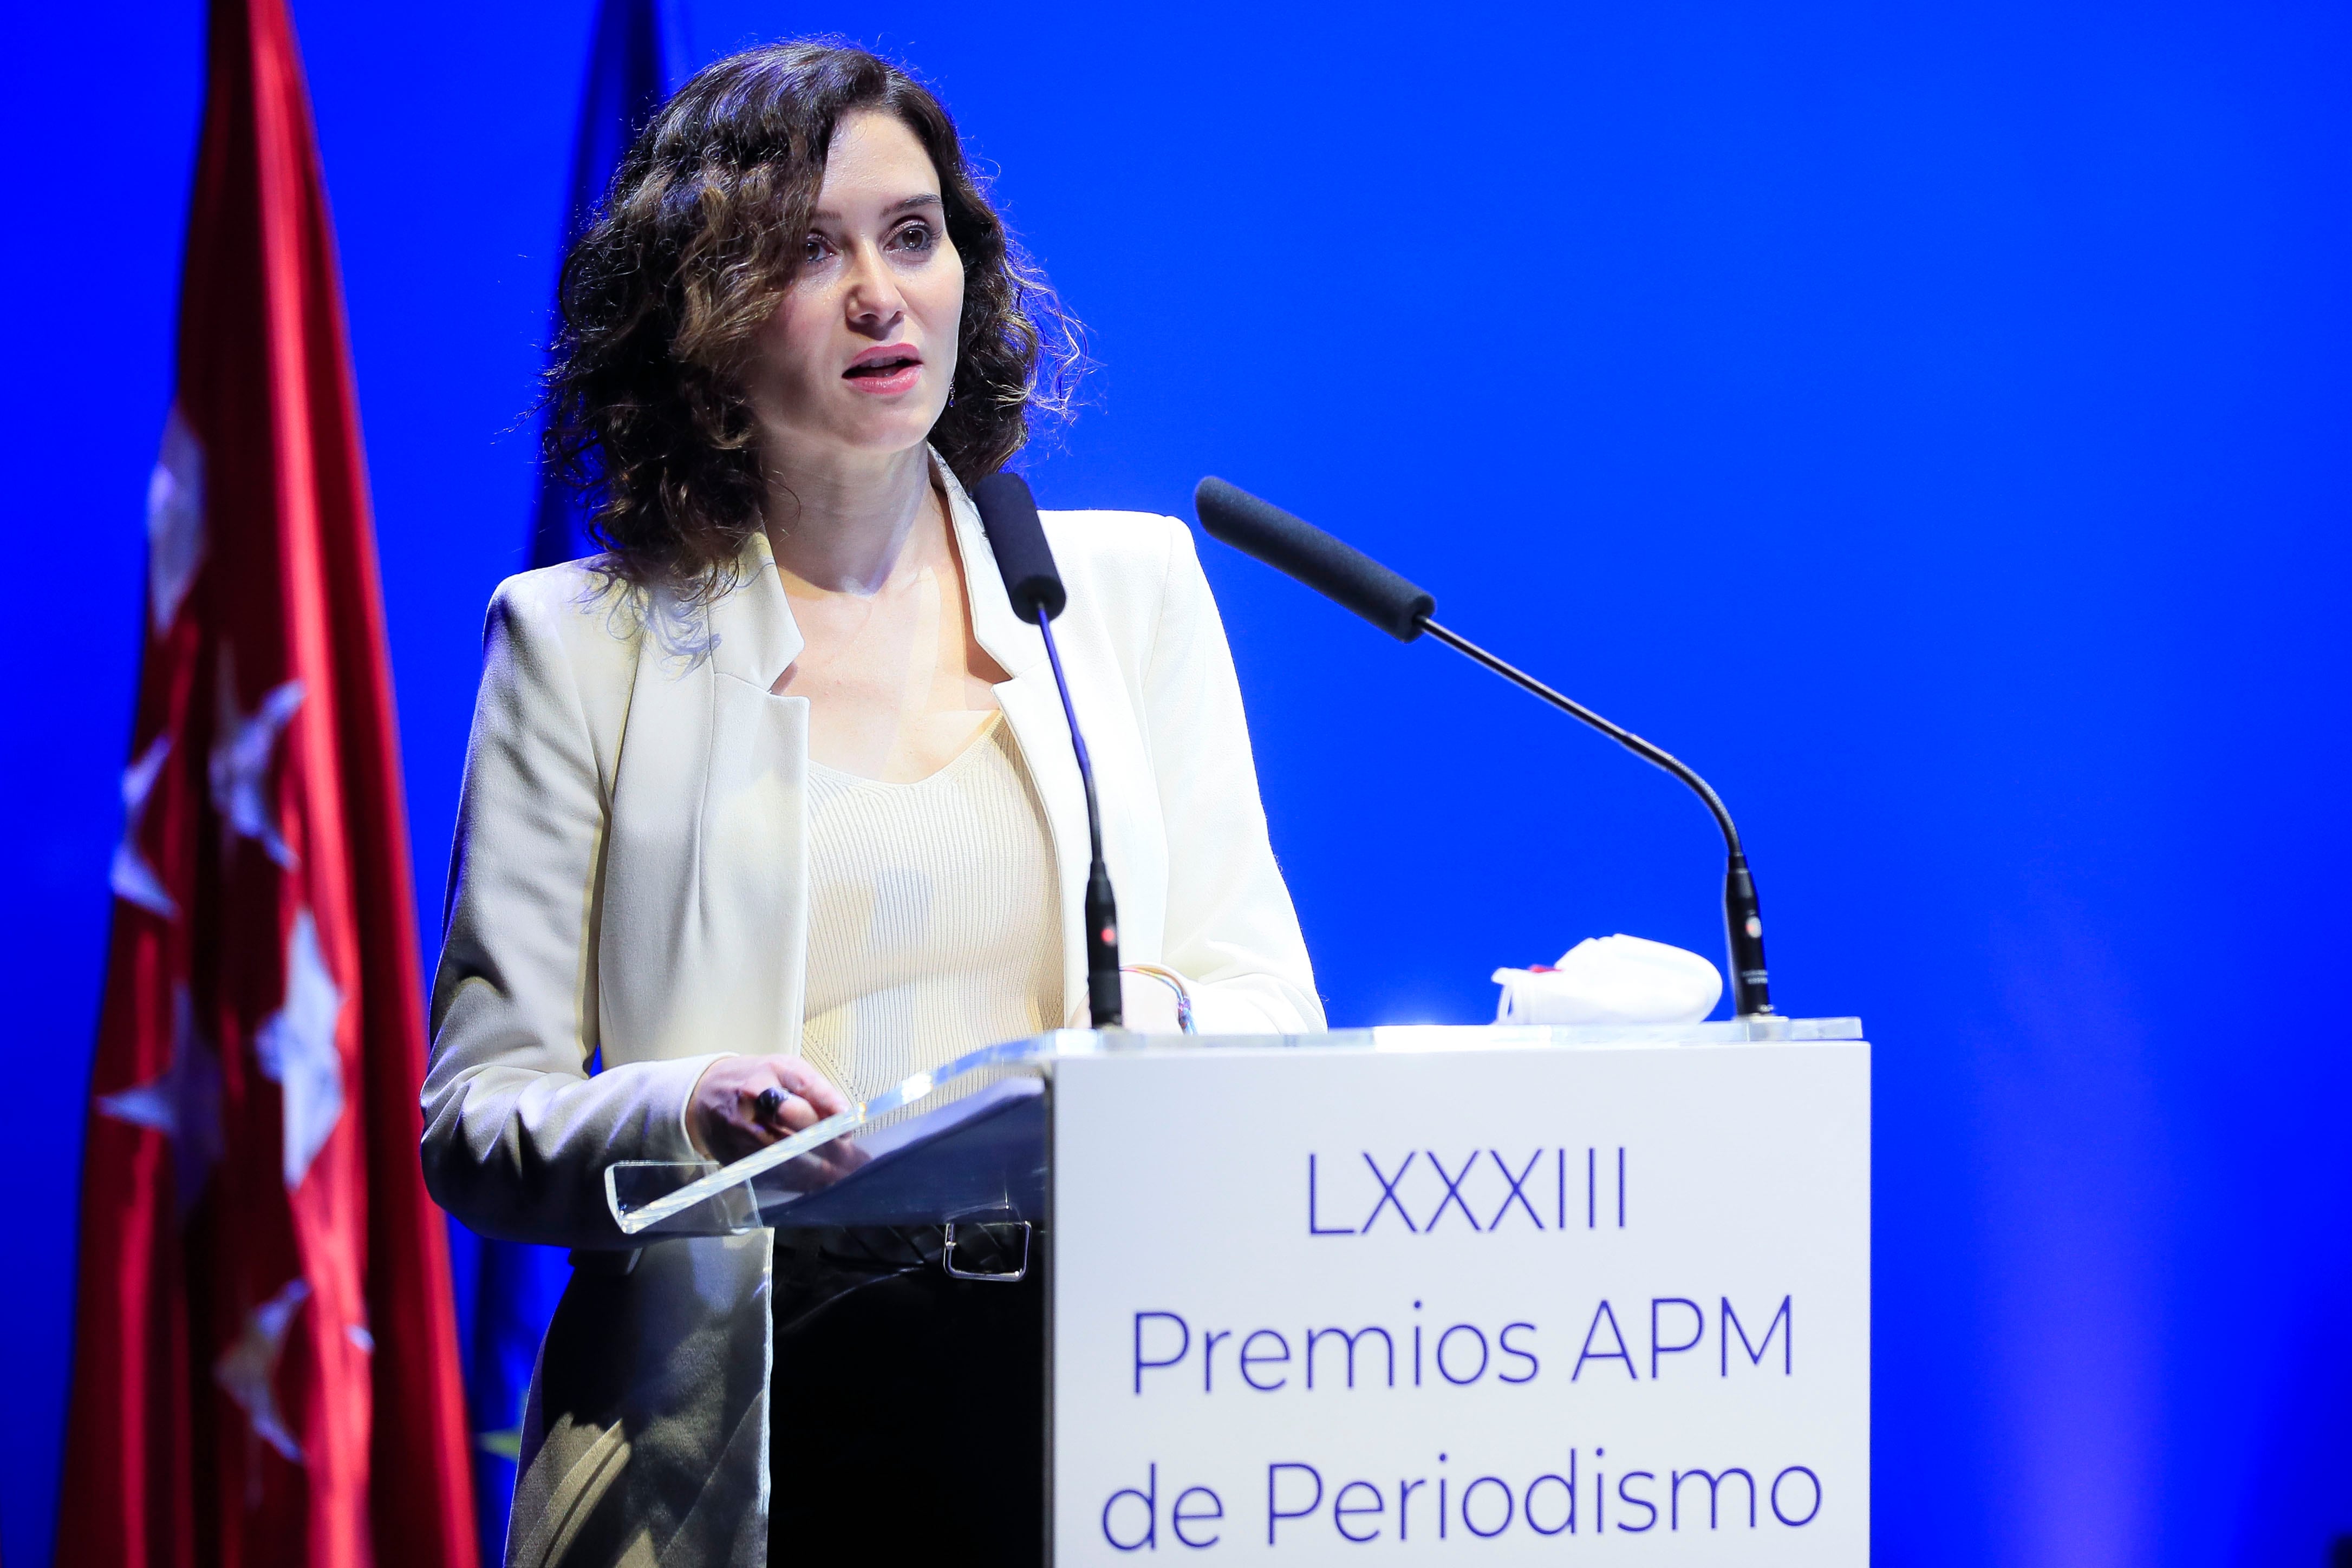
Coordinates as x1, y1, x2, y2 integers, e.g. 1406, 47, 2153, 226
5, 1, 2350, 1563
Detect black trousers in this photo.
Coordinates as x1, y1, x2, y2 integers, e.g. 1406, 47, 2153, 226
767, 1226, 1045, 1565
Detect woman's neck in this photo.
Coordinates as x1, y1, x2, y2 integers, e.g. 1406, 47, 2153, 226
760, 442, 941, 593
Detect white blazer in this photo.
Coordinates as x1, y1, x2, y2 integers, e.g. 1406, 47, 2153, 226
421, 454, 1322, 1567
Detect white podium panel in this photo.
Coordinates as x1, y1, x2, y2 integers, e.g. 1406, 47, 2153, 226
1051, 1038, 1869, 1564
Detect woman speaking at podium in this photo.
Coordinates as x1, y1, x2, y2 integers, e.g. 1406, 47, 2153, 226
420, 39, 1320, 1568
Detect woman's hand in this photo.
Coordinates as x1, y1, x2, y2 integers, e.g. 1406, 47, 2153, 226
687, 1055, 852, 1165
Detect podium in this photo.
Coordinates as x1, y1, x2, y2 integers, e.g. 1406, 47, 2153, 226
608, 1020, 1870, 1564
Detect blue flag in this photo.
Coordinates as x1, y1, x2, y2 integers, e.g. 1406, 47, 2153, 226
461, 3, 675, 1560
530, 0, 673, 569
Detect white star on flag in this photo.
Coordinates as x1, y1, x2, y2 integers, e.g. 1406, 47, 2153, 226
209, 647, 304, 869
110, 733, 177, 917
256, 909, 344, 1188
213, 1277, 309, 1464
148, 406, 207, 633
97, 985, 223, 1218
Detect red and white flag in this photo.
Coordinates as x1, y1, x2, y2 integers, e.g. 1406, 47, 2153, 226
59, 0, 477, 1562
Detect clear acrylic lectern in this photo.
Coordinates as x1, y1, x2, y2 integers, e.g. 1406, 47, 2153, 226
603, 1020, 1873, 1565
602, 1019, 1864, 1239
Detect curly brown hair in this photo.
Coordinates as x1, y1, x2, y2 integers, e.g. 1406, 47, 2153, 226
543, 40, 1084, 602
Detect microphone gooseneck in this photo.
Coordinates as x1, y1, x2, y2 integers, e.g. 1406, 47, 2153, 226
1410, 620, 1769, 1017
1035, 607, 1125, 1029
1193, 476, 1772, 1018
973, 472, 1124, 1028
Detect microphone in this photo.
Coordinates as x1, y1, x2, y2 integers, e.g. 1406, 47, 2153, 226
973, 472, 1123, 1028
1190, 479, 1434, 641
1193, 476, 1773, 1018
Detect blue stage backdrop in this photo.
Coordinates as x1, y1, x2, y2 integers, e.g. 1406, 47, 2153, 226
5, 2, 2349, 1564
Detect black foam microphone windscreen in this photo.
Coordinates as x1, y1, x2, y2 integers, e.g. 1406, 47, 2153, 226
1193, 477, 1435, 641
973, 472, 1067, 622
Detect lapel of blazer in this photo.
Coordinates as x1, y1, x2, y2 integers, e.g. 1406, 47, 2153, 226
708, 530, 805, 689
672, 534, 810, 1062
600, 543, 806, 1064
938, 458, 1093, 1016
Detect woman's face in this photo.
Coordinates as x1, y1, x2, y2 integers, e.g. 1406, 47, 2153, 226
746, 110, 965, 467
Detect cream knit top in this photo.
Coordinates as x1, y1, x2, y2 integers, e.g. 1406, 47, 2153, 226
798, 713, 1065, 1103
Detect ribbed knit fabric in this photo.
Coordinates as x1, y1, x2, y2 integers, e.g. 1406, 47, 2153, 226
799, 713, 1064, 1104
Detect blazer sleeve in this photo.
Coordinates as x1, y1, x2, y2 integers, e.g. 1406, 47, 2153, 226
420, 576, 726, 1249
1143, 520, 1328, 1034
